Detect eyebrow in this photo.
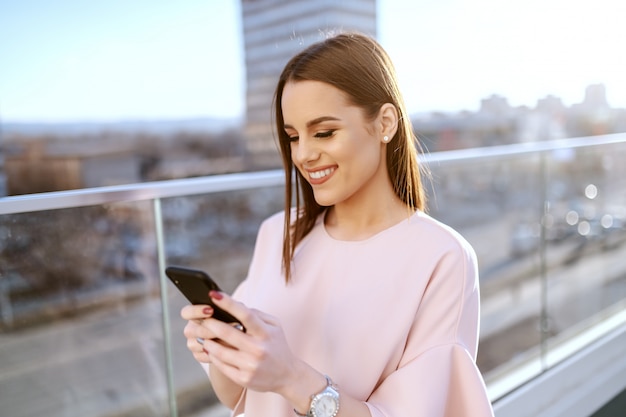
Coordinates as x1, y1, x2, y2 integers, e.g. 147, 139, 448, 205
284, 116, 341, 130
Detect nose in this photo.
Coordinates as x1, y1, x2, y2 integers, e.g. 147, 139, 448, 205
293, 136, 320, 165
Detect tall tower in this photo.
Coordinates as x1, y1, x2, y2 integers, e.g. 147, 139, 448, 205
241, 0, 377, 167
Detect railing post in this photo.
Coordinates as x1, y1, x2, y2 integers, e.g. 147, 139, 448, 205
539, 150, 550, 371
0, 271, 14, 328
153, 197, 179, 417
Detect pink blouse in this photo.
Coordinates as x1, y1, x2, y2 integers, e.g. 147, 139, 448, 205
225, 210, 494, 417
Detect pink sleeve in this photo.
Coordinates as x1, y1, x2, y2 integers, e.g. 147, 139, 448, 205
365, 344, 493, 417
366, 235, 493, 417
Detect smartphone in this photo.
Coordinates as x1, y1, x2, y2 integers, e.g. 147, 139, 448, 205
165, 266, 245, 332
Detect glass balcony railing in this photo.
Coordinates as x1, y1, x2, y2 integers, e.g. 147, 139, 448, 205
1, 134, 625, 417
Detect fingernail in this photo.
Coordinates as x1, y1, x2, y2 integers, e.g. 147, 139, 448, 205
203, 307, 213, 315
209, 290, 223, 300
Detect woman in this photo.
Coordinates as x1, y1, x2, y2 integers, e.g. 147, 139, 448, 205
181, 32, 494, 417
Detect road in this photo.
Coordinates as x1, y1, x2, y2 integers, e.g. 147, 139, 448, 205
0, 290, 217, 417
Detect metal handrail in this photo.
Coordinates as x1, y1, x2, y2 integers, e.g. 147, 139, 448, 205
421, 133, 626, 163
0, 169, 284, 215
1, 133, 625, 215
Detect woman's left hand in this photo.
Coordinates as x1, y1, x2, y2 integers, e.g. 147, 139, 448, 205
202, 291, 301, 396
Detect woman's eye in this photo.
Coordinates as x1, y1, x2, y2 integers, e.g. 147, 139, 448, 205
314, 130, 335, 138
288, 135, 299, 142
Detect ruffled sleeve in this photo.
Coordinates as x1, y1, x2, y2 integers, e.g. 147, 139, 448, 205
366, 344, 493, 417
366, 223, 494, 416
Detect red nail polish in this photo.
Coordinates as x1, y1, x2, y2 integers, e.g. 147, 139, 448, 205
202, 307, 213, 315
209, 290, 223, 300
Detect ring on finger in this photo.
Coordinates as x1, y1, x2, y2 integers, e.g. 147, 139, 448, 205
196, 337, 205, 345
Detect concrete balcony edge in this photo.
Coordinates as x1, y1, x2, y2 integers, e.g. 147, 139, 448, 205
492, 321, 626, 417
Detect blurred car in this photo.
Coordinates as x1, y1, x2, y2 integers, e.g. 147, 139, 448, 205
510, 222, 541, 258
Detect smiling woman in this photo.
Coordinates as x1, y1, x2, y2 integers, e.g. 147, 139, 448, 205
274, 33, 427, 278
179, 32, 494, 417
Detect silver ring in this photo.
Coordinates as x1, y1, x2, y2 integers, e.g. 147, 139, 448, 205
196, 337, 205, 345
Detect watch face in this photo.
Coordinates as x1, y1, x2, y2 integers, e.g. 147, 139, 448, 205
313, 393, 338, 417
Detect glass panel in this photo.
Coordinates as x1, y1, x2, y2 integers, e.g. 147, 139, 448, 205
427, 154, 545, 385
0, 201, 168, 417
1, 137, 624, 413
544, 142, 626, 360
161, 186, 284, 414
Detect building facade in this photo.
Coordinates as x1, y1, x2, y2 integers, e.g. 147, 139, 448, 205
241, 0, 377, 167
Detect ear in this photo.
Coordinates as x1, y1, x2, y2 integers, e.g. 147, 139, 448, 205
378, 103, 399, 142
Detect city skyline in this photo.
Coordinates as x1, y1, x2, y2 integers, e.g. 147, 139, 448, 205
1, 0, 625, 123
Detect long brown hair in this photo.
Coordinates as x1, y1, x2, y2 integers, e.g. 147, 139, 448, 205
273, 32, 427, 281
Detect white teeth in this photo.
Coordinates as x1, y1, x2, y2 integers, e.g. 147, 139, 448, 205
309, 168, 334, 179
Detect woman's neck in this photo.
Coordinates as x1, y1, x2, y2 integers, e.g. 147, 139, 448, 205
324, 194, 412, 241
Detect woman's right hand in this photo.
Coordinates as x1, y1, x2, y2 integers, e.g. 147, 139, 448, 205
181, 304, 216, 363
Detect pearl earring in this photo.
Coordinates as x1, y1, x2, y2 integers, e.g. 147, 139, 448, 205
383, 135, 390, 143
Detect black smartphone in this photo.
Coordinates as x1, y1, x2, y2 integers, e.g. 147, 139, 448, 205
165, 266, 245, 332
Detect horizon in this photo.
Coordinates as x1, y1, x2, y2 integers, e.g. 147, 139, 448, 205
1, 0, 625, 123
2, 81, 621, 129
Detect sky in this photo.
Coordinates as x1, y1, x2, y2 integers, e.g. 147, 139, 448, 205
1, 0, 625, 123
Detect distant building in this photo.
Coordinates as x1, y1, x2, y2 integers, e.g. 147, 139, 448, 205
536, 95, 566, 116
580, 83, 610, 111
240, 0, 377, 167
480, 94, 513, 118
568, 84, 614, 136
4, 141, 141, 195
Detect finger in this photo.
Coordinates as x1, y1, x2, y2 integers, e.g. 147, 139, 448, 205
205, 345, 241, 380
203, 335, 252, 370
181, 304, 214, 320
184, 319, 219, 343
193, 349, 211, 363
203, 317, 251, 351
208, 291, 263, 335
204, 336, 269, 388
186, 336, 204, 352
186, 325, 212, 359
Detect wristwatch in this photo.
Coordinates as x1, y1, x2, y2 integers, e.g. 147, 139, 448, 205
294, 375, 340, 417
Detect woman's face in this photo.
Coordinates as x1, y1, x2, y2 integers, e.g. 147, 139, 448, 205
281, 80, 387, 208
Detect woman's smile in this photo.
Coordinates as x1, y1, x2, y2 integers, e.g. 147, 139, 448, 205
307, 166, 336, 184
